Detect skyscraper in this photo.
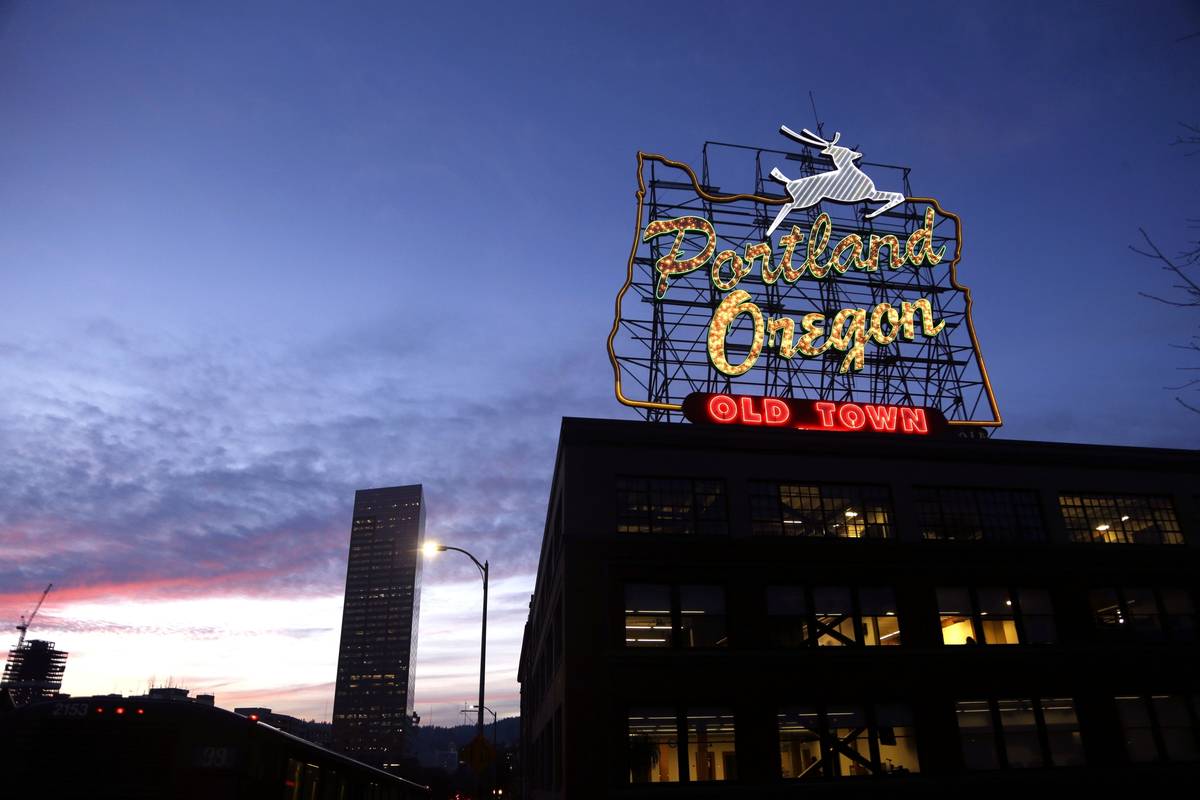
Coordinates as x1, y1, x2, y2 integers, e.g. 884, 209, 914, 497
331, 484, 425, 767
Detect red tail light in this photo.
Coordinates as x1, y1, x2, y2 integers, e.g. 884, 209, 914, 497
136, 708, 144, 715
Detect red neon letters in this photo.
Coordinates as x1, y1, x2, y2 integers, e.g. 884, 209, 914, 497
700, 394, 930, 435
707, 394, 790, 426
814, 401, 927, 433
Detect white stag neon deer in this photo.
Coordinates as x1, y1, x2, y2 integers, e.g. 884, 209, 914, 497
766, 125, 905, 236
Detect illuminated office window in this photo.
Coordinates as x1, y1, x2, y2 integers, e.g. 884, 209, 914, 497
624, 584, 672, 648
977, 588, 1020, 645
751, 482, 893, 538
687, 709, 736, 781
813, 588, 857, 646
624, 583, 726, 649
860, 587, 901, 646
1059, 493, 1183, 544
616, 477, 728, 535
628, 709, 679, 783
915, 487, 1045, 542
940, 587, 1054, 645
938, 588, 979, 645
778, 706, 822, 779
780, 704, 919, 779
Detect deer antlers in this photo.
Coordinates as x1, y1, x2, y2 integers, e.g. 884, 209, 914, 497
780, 125, 840, 151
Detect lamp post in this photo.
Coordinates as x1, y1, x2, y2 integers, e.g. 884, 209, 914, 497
422, 542, 489, 743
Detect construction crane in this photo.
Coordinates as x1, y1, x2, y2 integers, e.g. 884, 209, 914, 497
15, 583, 52, 648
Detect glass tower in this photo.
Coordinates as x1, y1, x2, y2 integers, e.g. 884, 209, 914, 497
331, 484, 425, 767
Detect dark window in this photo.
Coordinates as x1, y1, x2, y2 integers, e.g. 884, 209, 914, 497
1116, 695, 1200, 763
779, 704, 920, 778
938, 587, 1055, 645
915, 487, 1044, 542
617, 477, 728, 535
1088, 587, 1194, 642
956, 698, 1084, 769
1059, 493, 1183, 544
623, 583, 726, 649
767, 586, 901, 648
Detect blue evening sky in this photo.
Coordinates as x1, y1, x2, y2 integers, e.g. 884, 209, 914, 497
1, 1, 1197, 720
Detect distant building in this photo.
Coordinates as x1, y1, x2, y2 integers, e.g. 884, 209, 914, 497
332, 484, 426, 767
1, 639, 67, 706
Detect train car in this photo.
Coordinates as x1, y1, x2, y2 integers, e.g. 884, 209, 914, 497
0, 694, 429, 799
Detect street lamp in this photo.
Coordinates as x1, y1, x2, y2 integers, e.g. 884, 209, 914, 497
421, 541, 489, 743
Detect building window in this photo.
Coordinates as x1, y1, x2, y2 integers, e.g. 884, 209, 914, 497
624, 583, 727, 649
778, 704, 920, 778
687, 709, 736, 781
938, 587, 1055, 645
1059, 493, 1183, 544
751, 482, 893, 538
956, 698, 1084, 769
1090, 587, 1196, 642
625, 584, 672, 648
1116, 696, 1200, 762
915, 487, 1045, 542
628, 708, 680, 783
617, 477, 728, 535
767, 586, 901, 648
628, 708, 735, 783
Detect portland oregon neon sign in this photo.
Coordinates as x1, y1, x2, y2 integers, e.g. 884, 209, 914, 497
607, 124, 1002, 434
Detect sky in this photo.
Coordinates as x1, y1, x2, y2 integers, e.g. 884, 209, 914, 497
1, 1, 1198, 724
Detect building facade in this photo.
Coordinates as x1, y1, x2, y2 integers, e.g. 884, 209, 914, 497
332, 484, 426, 767
1, 639, 67, 706
518, 417, 1200, 797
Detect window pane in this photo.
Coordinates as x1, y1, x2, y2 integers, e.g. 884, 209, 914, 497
828, 706, 873, 776
938, 588, 978, 646
687, 709, 736, 782
978, 588, 1020, 645
693, 480, 728, 535
766, 586, 809, 648
680, 585, 726, 648
1124, 588, 1163, 640
1115, 696, 1157, 762
997, 699, 1042, 768
956, 701, 999, 770
916, 487, 1044, 542
625, 584, 671, 648
617, 478, 729, 535
1041, 698, 1084, 766
860, 588, 900, 646
1089, 589, 1123, 628
1059, 493, 1183, 545
1152, 696, 1200, 762
814, 587, 856, 646
1018, 589, 1057, 644
876, 704, 920, 774
1162, 589, 1197, 642
778, 706, 822, 779
753, 482, 893, 539
616, 478, 651, 534
629, 709, 679, 783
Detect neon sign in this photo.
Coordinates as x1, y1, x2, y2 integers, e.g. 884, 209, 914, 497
608, 126, 1002, 429
681, 393, 946, 436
